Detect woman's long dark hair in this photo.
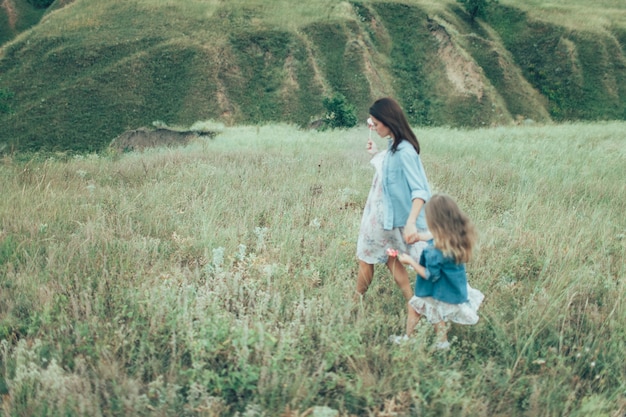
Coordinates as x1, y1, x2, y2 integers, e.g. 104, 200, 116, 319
369, 97, 420, 154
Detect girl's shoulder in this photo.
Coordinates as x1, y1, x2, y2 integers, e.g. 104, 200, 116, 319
422, 245, 445, 264
424, 242, 440, 253
424, 245, 462, 266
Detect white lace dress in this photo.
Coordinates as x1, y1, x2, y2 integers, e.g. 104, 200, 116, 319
409, 285, 484, 325
408, 246, 485, 325
357, 151, 426, 264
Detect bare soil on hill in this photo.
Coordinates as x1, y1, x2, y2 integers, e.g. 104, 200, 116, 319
431, 22, 484, 99
1, 0, 17, 30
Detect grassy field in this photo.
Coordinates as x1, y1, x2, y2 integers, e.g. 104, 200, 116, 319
0, 122, 625, 416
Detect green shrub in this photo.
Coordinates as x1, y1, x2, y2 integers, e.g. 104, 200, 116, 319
27, 0, 55, 9
0, 87, 13, 114
457, 0, 498, 20
320, 94, 358, 130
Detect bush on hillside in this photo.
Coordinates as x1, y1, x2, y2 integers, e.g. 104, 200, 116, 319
457, 0, 498, 20
320, 94, 358, 130
0, 88, 13, 114
27, 0, 55, 9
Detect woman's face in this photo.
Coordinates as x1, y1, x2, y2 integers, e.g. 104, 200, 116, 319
369, 115, 393, 139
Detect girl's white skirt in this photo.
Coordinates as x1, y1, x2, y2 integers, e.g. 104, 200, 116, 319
409, 285, 484, 325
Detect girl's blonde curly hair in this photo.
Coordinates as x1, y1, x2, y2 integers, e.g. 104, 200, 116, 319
425, 194, 477, 264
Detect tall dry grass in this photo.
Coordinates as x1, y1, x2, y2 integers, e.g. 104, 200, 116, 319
0, 122, 624, 416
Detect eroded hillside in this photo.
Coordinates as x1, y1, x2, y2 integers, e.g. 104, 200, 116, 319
0, 0, 625, 152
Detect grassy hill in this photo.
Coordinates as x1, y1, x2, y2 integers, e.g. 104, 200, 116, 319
1, 0, 626, 152
0, 122, 624, 415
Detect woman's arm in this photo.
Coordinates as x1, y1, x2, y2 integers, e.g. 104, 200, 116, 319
397, 146, 430, 243
403, 198, 425, 244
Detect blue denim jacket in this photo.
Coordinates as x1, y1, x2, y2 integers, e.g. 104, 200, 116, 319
415, 245, 469, 304
382, 139, 431, 230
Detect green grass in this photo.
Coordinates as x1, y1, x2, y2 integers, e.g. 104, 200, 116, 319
498, 0, 626, 32
0, 122, 624, 415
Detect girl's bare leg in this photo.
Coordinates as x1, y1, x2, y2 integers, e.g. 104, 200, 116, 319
406, 305, 421, 336
355, 260, 374, 298
386, 256, 413, 300
434, 321, 448, 343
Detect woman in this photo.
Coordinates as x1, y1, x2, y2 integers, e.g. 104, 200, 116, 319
356, 97, 432, 301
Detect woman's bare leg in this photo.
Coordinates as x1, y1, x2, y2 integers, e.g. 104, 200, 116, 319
406, 305, 421, 336
355, 260, 374, 298
386, 256, 413, 300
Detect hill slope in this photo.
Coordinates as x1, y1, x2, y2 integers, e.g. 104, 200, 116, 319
1, 0, 625, 152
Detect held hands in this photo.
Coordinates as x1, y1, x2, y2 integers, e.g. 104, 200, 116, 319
403, 223, 419, 244
403, 226, 432, 245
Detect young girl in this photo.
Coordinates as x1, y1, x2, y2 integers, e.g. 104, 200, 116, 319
390, 194, 484, 349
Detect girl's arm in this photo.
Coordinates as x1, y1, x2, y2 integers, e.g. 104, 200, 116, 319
397, 253, 427, 278
417, 231, 433, 241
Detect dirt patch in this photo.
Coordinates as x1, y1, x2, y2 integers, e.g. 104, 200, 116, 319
357, 32, 391, 100
429, 19, 485, 100
109, 127, 216, 152
1, 0, 18, 31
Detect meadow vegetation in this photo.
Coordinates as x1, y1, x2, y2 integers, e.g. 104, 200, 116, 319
0, 122, 624, 416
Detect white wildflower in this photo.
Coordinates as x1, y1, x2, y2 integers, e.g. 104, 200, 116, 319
254, 226, 268, 251
236, 244, 247, 261
212, 247, 225, 272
